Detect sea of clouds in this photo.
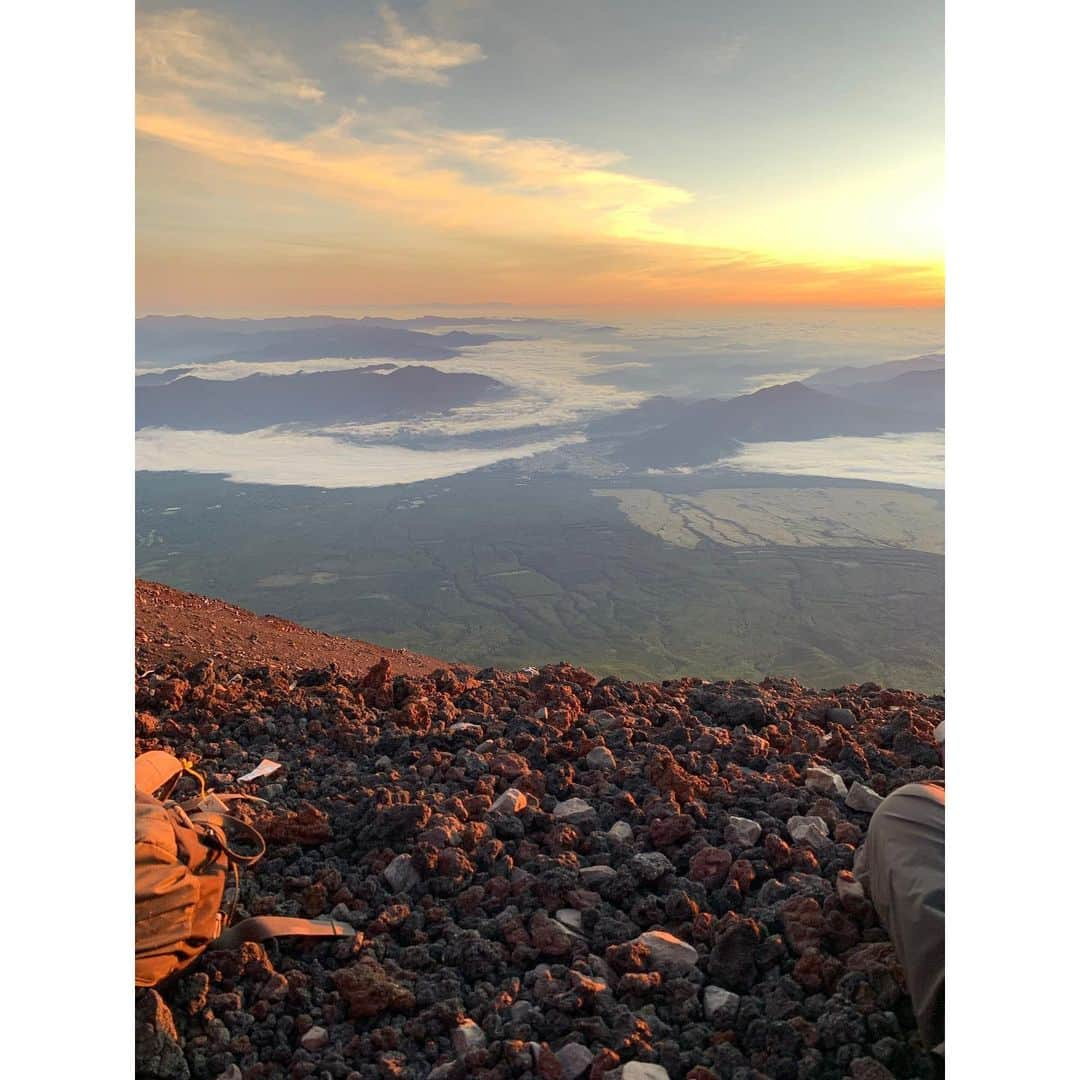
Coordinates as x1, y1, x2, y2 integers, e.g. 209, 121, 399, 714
135, 313, 945, 489
135, 426, 586, 488
728, 431, 945, 490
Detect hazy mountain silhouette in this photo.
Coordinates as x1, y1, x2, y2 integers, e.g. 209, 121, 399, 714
829, 368, 943, 426
587, 395, 688, 437
135, 316, 507, 366
606, 381, 938, 468
136, 365, 510, 433
805, 353, 943, 389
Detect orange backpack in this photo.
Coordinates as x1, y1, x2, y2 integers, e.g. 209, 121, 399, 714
135, 751, 351, 987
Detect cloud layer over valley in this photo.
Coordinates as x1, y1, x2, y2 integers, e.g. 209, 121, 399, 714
136, 426, 585, 489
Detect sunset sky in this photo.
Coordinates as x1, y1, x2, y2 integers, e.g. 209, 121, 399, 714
136, 1, 943, 313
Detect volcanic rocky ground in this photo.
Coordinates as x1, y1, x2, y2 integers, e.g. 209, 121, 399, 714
135, 587, 945, 1080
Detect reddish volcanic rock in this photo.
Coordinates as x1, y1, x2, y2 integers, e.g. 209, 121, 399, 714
763, 832, 793, 869
793, 948, 843, 992
727, 858, 756, 892
490, 752, 530, 778
617, 971, 662, 995
605, 939, 651, 974
332, 955, 415, 1019
361, 656, 392, 689
689, 845, 733, 883
645, 747, 709, 803
157, 677, 189, 712
781, 896, 826, 956
649, 813, 695, 847
529, 911, 575, 957
256, 802, 332, 846
134, 584, 945, 1080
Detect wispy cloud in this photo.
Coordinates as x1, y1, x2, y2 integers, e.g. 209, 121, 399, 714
345, 4, 485, 85
134, 11, 940, 310
137, 98, 942, 308
135, 104, 694, 247
136, 9, 324, 104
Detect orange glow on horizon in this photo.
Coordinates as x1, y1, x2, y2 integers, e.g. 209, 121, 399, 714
135, 10, 942, 315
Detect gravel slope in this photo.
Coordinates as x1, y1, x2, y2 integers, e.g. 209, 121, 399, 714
137, 579, 463, 678
135, 594, 944, 1080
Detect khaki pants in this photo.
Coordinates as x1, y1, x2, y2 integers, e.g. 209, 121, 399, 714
857, 781, 945, 1049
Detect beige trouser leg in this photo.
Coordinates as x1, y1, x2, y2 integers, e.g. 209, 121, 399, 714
857, 781, 945, 1049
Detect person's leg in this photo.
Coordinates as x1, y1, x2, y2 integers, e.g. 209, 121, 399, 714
857, 781, 945, 1050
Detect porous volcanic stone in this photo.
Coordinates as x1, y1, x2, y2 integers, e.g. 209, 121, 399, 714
299, 1025, 329, 1050
449, 721, 484, 736
553, 797, 598, 828
703, 985, 741, 1025
689, 845, 733, 883
452, 1019, 487, 1055
724, 816, 762, 848
847, 781, 886, 813
134, 989, 189, 1080
787, 814, 831, 850
806, 765, 848, 797
581, 864, 617, 886
837, 870, 866, 902
826, 706, 858, 727
586, 746, 617, 770
629, 851, 675, 882
555, 1041, 594, 1079
383, 852, 420, 892
332, 954, 416, 1019
634, 929, 700, 977
490, 787, 528, 814
555, 908, 584, 934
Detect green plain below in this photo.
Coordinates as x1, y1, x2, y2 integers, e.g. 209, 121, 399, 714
137, 467, 944, 693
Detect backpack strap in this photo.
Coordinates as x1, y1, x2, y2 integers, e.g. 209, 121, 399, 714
134, 751, 185, 796
214, 916, 354, 949
180, 793, 268, 814
187, 811, 267, 866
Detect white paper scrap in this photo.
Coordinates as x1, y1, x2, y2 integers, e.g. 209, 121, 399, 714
238, 758, 282, 782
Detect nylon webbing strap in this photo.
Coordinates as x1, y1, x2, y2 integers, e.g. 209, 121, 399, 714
134, 751, 185, 796
214, 916, 354, 949
188, 811, 267, 866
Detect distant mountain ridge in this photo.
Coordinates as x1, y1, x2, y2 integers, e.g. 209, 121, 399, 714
135, 315, 508, 366
829, 368, 944, 425
598, 378, 942, 469
136, 364, 510, 433
805, 352, 943, 389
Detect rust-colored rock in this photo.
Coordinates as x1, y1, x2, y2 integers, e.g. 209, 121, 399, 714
841, 941, 908, 990
727, 858, 755, 891
780, 896, 825, 956
588, 1049, 622, 1079
617, 971, 663, 994
362, 656, 392, 689
332, 954, 416, 1019
529, 911, 574, 956
763, 833, 793, 869
606, 938, 651, 974
648, 813, 695, 847
490, 751, 530, 778
256, 802, 332, 846
157, 677, 189, 712
792, 947, 843, 992
645, 747, 709, 803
